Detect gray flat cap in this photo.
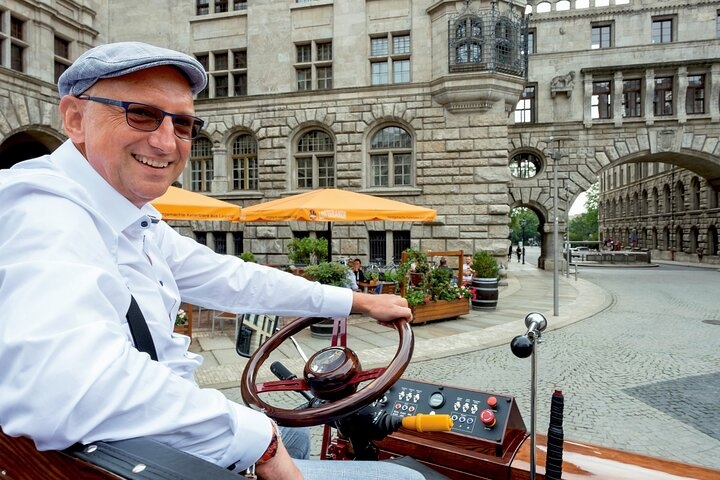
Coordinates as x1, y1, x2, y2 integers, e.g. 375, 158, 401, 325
58, 41, 208, 97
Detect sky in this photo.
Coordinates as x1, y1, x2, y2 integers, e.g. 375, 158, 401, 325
569, 191, 588, 216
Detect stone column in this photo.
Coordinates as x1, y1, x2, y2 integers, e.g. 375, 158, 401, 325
613, 71, 624, 127
676, 66, 687, 124
644, 68, 655, 126
211, 144, 228, 193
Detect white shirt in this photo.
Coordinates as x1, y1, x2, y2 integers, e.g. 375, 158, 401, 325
0, 140, 352, 469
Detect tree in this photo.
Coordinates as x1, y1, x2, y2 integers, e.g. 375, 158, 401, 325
569, 182, 599, 242
509, 207, 539, 245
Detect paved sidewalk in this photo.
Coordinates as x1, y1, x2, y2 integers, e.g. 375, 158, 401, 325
190, 259, 613, 389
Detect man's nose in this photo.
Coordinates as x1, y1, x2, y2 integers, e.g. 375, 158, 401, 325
148, 116, 178, 150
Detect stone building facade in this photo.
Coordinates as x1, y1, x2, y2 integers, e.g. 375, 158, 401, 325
2, 0, 719, 267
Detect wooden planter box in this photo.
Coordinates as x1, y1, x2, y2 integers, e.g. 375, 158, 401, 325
410, 298, 470, 325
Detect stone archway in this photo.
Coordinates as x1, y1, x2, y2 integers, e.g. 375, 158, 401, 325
0, 129, 64, 169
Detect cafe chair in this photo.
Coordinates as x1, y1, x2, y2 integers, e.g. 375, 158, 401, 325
211, 311, 240, 338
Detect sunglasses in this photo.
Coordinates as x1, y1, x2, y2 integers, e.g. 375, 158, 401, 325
77, 95, 205, 140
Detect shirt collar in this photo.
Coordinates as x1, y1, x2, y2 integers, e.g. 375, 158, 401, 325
52, 141, 156, 233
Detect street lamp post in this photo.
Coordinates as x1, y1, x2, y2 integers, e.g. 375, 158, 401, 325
521, 219, 527, 265
545, 136, 575, 317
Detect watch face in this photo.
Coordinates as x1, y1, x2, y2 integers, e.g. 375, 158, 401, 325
309, 348, 347, 373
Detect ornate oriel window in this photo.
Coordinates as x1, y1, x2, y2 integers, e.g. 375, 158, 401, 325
369, 126, 413, 188
231, 134, 258, 191
295, 130, 335, 189
509, 152, 541, 179
190, 137, 213, 192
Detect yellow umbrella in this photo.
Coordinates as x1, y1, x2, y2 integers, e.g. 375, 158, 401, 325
151, 186, 242, 221
238, 189, 436, 222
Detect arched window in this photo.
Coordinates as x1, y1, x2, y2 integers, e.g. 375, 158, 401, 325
369, 126, 413, 187
663, 184, 671, 213
295, 130, 335, 189
641, 190, 648, 216
509, 152, 541, 179
675, 226, 684, 252
690, 226, 699, 253
190, 137, 213, 192
231, 134, 258, 191
652, 187, 659, 214
690, 177, 701, 210
662, 226, 670, 251
675, 181, 685, 212
707, 180, 718, 209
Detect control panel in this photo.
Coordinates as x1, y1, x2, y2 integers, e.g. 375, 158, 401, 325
376, 378, 526, 446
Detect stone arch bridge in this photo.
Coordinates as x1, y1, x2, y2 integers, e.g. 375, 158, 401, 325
507, 119, 720, 268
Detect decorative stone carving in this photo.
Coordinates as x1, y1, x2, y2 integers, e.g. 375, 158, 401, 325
550, 71, 576, 98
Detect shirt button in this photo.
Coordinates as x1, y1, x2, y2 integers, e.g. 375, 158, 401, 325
141, 221, 149, 228
159, 280, 164, 286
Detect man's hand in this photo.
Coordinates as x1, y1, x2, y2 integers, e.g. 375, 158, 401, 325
351, 292, 411, 323
254, 441, 303, 479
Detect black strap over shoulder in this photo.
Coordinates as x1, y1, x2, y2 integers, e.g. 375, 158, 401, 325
125, 296, 159, 361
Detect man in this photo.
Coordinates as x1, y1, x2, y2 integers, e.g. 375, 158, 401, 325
0, 42, 422, 480
352, 258, 365, 283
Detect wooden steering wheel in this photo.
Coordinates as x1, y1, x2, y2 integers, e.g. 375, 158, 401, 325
240, 316, 414, 427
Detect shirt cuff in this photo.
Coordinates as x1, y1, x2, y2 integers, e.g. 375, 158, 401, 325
319, 284, 353, 317
218, 404, 273, 471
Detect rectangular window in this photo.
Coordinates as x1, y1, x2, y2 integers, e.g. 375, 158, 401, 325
234, 73, 247, 96
652, 18, 673, 43
214, 52, 228, 70
371, 154, 389, 186
393, 154, 412, 186
297, 158, 312, 189
233, 232, 244, 254
233, 50, 247, 69
393, 59, 410, 83
317, 66, 332, 89
371, 61, 388, 85
297, 68, 312, 90
214, 74, 228, 97
523, 29, 536, 55
717, 12, 720, 38
592, 81, 611, 119
371, 37, 388, 56
213, 232, 227, 254
591, 24, 611, 49
196, 0, 209, 15
214, 0, 228, 13
686, 74, 705, 114
195, 232, 207, 245
369, 232, 387, 265
196, 54, 209, 70
623, 79, 642, 117
10, 16, 23, 40
514, 85, 535, 123
234, 0, 247, 10
392, 231, 411, 263
317, 42, 332, 61
54, 36, 71, 83
654, 76, 673, 116
297, 44, 311, 63
393, 35, 410, 54
317, 157, 335, 188
10, 43, 23, 72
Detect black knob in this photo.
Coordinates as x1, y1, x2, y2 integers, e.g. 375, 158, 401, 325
511, 335, 534, 358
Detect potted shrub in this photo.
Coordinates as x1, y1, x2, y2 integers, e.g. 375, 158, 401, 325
470, 250, 500, 311
287, 237, 328, 266
238, 251, 256, 262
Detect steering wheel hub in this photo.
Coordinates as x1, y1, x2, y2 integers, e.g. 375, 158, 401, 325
305, 347, 362, 401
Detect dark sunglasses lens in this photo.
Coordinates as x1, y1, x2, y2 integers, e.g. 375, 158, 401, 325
172, 116, 203, 139
126, 104, 163, 131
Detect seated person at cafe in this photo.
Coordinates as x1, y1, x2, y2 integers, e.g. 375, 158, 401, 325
353, 258, 366, 282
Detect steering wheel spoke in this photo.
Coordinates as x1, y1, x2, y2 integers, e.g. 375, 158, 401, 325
257, 378, 310, 393
349, 368, 385, 384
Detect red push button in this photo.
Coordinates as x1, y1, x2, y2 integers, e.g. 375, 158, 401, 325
480, 409, 496, 427
486, 396, 498, 408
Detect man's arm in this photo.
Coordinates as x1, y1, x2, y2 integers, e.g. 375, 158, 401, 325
351, 292, 411, 322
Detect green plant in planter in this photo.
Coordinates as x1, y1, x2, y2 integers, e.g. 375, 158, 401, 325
238, 251, 256, 263
303, 261, 350, 287
287, 237, 328, 265
427, 267, 453, 300
471, 250, 500, 279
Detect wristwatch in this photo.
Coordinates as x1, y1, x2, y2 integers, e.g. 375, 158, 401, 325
256, 421, 280, 465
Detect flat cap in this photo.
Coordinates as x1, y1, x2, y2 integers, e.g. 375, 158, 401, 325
58, 41, 207, 97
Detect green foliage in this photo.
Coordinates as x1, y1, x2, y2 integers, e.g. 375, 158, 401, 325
303, 261, 349, 287
569, 210, 599, 242
399, 249, 473, 306
287, 237, 328, 265
509, 207, 539, 245
471, 250, 499, 279
238, 251, 256, 262
397, 248, 428, 281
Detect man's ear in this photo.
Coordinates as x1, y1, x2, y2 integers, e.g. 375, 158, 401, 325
59, 96, 86, 144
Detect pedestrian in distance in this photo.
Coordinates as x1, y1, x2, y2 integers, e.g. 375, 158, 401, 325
516, 245, 522, 262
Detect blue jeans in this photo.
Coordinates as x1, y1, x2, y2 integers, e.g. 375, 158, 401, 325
280, 427, 424, 480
